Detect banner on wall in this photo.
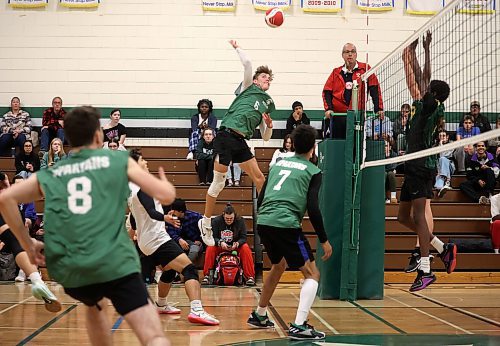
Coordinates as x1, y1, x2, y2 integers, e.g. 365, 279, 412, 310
301, 0, 343, 12
202, 1, 236, 11
253, 0, 291, 10
405, 0, 445, 14
357, 0, 394, 11
457, 0, 495, 13
60, 0, 99, 7
8, 0, 47, 8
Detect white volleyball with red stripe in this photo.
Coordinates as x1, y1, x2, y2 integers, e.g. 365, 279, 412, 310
265, 7, 284, 28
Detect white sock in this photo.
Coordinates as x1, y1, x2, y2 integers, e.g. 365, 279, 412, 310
28, 271, 42, 283
191, 299, 203, 312
420, 257, 431, 273
430, 237, 445, 254
157, 297, 167, 306
294, 278, 319, 325
256, 306, 267, 316
390, 192, 397, 199
494, 249, 499, 254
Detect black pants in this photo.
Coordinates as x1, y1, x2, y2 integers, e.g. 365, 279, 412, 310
459, 170, 496, 202
197, 158, 214, 184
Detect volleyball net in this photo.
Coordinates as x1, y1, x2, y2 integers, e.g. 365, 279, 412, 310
359, 0, 499, 169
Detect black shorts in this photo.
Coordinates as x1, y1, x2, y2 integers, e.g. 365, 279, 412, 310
0, 229, 24, 257
400, 173, 434, 201
147, 240, 184, 268
257, 224, 314, 269
213, 129, 254, 166
64, 272, 149, 316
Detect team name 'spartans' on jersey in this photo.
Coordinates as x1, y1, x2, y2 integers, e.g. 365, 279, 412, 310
51, 156, 110, 177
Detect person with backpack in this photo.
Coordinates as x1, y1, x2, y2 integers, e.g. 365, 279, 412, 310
202, 204, 255, 286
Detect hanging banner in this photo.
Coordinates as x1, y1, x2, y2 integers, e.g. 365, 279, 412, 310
60, 0, 99, 8
357, 0, 394, 11
457, 0, 495, 13
8, 0, 47, 8
202, 0, 236, 11
301, 0, 343, 12
405, 0, 444, 14
253, 0, 291, 10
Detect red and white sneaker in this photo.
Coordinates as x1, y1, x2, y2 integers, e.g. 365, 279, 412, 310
188, 310, 220, 325
156, 302, 181, 314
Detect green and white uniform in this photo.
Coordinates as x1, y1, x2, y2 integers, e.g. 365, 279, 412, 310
37, 149, 140, 288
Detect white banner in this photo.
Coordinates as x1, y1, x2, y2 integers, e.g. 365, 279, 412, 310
458, 0, 495, 13
8, 0, 47, 8
357, 0, 394, 11
202, 0, 236, 11
60, 0, 99, 8
301, 0, 343, 12
253, 0, 291, 10
405, 0, 444, 14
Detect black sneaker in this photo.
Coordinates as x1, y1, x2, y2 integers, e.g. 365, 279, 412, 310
404, 251, 421, 273
439, 242, 457, 274
288, 322, 326, 340
409, 270, 436, 292
247, 310, 275, 329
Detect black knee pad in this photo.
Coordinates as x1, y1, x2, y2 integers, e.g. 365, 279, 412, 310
0, 229, 24, 257
159, 269, 177, 284
181, 264, 198, 282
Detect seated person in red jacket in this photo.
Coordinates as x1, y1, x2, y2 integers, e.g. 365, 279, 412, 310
202, 204, 255, 286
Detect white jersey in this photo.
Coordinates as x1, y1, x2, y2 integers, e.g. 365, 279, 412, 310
128, 182, 171, 256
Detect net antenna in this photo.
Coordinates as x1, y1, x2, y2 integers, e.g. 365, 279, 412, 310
359, 0, 500, 170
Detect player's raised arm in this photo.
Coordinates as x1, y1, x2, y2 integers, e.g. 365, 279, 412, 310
127, 159, 176, 206
402, 41, 422, 101
230, 40, 253, 91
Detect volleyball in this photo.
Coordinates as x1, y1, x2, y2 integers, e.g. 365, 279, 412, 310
265, 7, 284, 28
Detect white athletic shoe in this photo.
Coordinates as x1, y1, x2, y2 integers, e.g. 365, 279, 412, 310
15, 269, 26, 282
31, 281, 62, 312
186, 152, 194, 160
198, 218, 215, 246
156, 302, 181, 314
188, 309, 220, 325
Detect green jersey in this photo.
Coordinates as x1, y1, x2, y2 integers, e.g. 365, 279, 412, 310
220, 84, 275, 139
37, 149, 140, 288
258, 155, 321, 229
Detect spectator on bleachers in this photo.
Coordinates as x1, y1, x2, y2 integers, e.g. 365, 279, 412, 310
166, 198, 203, 264
435, 131, 455, 198
459, 141, 498, 204
487, 117, 500, 158
454, 115, 480, 173
393, 104, 410, 154
0, 97, 32, 157
106, 137, 120, 151
227, 162, 242, 187
488, 193, 500, 254
270, 134, 295, 168
285, 101, 310, 136
384, 140, 398, 204
459, 101, 491, 134
202, 203, 255, 286
15, 140, 40, 179
40, 96, 65, 157
187, 99, 217, 160
102, 108, 127, 150
365, 112, 394, 150
196, 128, 215, 185
41, 138, 66, 169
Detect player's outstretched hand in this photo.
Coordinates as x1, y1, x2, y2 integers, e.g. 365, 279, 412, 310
321, 241, 333, 261
29, 238, 46, 266
262, 113, 273, 128
229, 40, 239, 49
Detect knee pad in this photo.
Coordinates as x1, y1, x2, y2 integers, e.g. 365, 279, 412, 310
159, 269, 177, 284
0, 229, 24, 257
207, 171, 226, 198
181, 264, 198, 282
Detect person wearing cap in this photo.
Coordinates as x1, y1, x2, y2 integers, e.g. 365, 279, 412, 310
322, 43, 384, 139
459, 101, 491, 134
285, 101, 310, 136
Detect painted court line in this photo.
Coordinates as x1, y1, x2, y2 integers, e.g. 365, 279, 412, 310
252, 288, 286, 338
0, 297, 32, 315
349, 300, 406, 334
386, 295, 473, 334
111, 316, 124, 332
291, 293, 340, 334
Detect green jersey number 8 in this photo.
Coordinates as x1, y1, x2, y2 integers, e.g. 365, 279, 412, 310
67, 177, 92, 214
